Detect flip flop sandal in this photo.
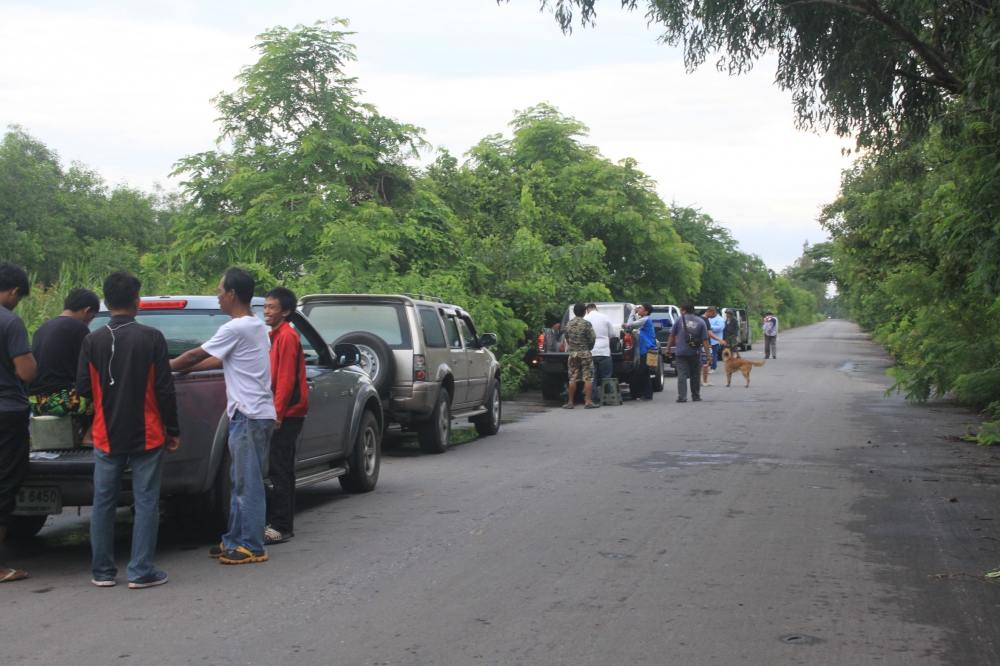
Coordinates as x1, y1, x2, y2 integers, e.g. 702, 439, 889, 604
0, 567, 29, 583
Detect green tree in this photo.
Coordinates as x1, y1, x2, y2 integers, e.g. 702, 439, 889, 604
516, 0, 995, 146
171, 20, 427, 280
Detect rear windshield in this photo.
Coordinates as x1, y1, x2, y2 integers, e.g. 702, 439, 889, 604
91, 310, 235, 358
301, 302, 412, 350
562, 304, 629, 327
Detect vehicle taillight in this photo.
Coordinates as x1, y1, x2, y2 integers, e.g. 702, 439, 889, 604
413, 354, 426, 382
623, 332, 633, 351
140, 299, 188, 310
537, 332, 545, 352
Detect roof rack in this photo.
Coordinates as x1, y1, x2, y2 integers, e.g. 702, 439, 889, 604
402, 292, 446, 303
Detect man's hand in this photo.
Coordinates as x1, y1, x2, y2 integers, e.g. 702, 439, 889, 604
165, 435, 181, 453
273, 420, 282, 432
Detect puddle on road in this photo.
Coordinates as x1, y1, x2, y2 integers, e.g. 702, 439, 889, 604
622, 450, 756, 472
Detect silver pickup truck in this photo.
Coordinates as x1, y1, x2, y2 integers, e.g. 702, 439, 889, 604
10, 296, 383, 538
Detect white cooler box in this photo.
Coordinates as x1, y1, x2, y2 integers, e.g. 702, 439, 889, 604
30, 415, 76, 450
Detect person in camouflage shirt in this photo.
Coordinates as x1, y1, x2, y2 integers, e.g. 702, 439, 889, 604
563, 303, 597, 409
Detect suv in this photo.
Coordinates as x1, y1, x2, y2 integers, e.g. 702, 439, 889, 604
535, 302, 665, 400
299, 295, 502, 454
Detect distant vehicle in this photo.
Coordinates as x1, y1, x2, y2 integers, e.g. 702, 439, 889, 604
13, 296, 383, 538
721, 307, 753, 351
299, 294, 502, 454
649, 305, 680, 376
535, 302, 665, 400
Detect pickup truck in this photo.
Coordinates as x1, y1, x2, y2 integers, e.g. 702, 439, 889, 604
10, 295, 383, 538
535, 302, 665, 400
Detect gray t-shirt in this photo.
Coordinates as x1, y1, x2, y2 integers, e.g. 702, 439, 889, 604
0, 306, 31, 412
670, 314, 708, 357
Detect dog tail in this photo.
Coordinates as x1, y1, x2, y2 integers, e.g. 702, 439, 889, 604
751, 359, 766, 367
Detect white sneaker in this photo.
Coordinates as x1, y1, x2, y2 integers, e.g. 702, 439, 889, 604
703, 380, 712, 386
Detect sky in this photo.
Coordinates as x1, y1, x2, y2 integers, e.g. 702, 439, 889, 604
0, 0, 854, 271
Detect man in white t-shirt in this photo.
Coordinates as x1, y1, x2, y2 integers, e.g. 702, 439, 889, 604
171, 268, 275, 565
585, 303, 617, 405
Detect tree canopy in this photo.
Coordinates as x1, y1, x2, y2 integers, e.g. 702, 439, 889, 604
517, 0, 996, 146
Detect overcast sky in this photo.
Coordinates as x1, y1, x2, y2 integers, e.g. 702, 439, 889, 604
1, 0, 852, 271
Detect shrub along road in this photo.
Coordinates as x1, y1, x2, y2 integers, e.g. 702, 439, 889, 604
4, 320, 999, 664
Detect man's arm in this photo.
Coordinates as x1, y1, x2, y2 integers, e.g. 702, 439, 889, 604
76, 337, 92, 398
170, 347, 212, 373
13, 353, 37, 385
271, 334, 299, 426
7, 317, 36, 384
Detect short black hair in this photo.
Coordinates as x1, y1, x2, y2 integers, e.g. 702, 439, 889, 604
103, 272, 141, 310
265, 286, 297, 315
573, 302, 586, 317
680, 303, 695, 313
64, 288, 100, 313
0, 262, 30, 297
641, 303, 653, 314
222, 267, 255, 305
585, 303, 597, 311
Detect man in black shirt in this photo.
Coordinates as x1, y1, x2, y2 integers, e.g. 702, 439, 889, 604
0, 263, 36, 583
77, 272, 179, 589
29, 288, 99, 417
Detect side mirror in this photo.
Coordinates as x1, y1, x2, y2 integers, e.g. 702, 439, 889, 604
478, 333, 498, 348
331, 342, 361, 368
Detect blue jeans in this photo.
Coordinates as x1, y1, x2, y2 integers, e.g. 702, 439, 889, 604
591, 356, 613, 401
710, 343, 720, 369
91, 447, 164, 582
223, 411, 274, 554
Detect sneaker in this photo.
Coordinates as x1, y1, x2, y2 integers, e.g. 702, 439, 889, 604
702, 380, 712, 386
584, 402, 600, 409
561, 403, 574, 409
128, 570, 168, 589
264, 526, 293, 545
208, 542, 224, 558
676, 397, 687, 403
692, 396, 702, 402
219, 546, 269, 565
91, 577, 116, 588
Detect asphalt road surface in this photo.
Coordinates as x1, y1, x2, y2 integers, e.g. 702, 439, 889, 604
4, 320, 1000, 665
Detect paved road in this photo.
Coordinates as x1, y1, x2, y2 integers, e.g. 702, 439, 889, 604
4, 320, 1000, 665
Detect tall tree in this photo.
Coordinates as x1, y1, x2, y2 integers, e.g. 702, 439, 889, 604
513, 0, 996, 145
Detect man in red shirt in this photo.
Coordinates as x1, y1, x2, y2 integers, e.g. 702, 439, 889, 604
262, 287, 308, 545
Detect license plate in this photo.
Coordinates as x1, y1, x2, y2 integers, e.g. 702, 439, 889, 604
14, 486, 62, 515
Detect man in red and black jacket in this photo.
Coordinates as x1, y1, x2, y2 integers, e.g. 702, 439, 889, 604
77, 272, 179, 589
262, 287, 308, 545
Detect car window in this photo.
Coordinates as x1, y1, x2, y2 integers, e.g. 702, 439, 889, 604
91, 311, 231, 358
457, 318, 478, 348
301, 302, 412, 349
442, 315, 463, 349
418, 306, 447, 349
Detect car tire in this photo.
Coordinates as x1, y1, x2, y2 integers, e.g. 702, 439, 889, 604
340, 411, 381, 493
6, 515, 46, 539
541, 375, 564, 401
473, 379, 501, 437
417, 387, 451, 454
334, 331, 395, 398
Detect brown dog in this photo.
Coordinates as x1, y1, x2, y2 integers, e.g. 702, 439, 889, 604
722, 348, 765, 388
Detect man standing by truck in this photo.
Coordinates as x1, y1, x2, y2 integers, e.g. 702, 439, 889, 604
563, 303, 597, 409
171, 268, 275, 565
262, 287, 308, 545
584, 303, 615, 406
78, 271, 180, 589
0, 263, 37, 584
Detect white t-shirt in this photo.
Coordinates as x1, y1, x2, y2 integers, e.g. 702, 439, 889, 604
584, 310, 617, 358
202, 315, 276, 420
